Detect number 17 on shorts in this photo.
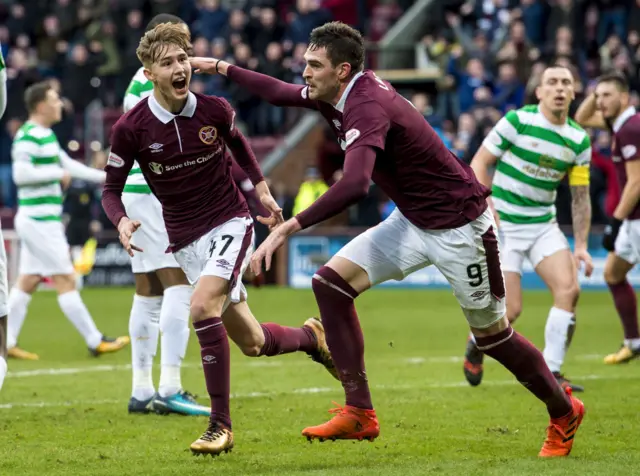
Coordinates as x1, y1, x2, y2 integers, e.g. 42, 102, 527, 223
174, 216, 254, 286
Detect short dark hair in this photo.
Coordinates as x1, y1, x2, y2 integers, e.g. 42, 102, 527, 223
597, 71, 629, 92
146, 14, 185, 32
24, 81, 53, 113
309, 21, 365, 74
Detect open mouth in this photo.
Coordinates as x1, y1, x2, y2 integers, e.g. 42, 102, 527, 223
553, 96, 565, 105
172, 78, 187, 94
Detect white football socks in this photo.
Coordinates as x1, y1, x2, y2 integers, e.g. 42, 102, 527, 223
0, 356, 6, 392
624, 338, 640, 350
543, 306, 575, 373
158, 285, 192, 398
7, 287, 32, 349
129, 294, 162, 401
57, 290, 103, 350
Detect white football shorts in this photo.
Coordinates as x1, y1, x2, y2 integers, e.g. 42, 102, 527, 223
335, 207, 506, 329
122, 192, 181, 273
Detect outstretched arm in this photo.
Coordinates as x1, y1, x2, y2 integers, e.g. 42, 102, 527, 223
219, 98, 283, 226
249, 145, 376, 274
60, 150, 106, 183
191, 57, 318, 109
12, 141, 66, 186
230, 160, 270, 217
296, 146, 375, 229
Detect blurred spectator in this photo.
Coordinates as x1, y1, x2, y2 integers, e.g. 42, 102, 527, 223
220, 9, 250, 49
193, 0, 229, 41
251, 8, 285, 57
255, 42, 288, 134
446, 56, 491, 114
452, 113, 481, 164
492, 61, 525, 113
286, 0, 332, 45
293, 167, 329, 217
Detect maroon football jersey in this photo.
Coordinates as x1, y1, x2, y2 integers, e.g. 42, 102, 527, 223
316, 71, 488, 229
227, 66, 489, 229
612, 106, 640, 220
103, 92, 263, 251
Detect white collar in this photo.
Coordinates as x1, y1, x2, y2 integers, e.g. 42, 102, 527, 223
148, 91, 197, 124
334, 71, 364, 113
612, 106, 636, 133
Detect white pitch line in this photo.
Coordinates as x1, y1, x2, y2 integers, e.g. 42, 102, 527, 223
1, 374, 637, 410
5, 353, 610, 379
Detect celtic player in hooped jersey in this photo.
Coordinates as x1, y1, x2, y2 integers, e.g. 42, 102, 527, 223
8, 81, 129, 360
464, 66, 593, 392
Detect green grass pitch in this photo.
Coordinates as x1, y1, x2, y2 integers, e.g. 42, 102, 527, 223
1, 287, 639, 475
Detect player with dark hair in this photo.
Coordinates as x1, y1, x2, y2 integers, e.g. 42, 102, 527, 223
191, 21, 585, 457
103, 22, 335, 456
575, 72, 640, 364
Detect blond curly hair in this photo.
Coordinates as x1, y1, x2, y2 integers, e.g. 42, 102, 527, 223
136, 22, 192, 67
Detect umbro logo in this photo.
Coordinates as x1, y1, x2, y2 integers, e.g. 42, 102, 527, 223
203, 355, 217, 364
216, 259, 232, 270
149, 143, 164, 153
470, 290, 487, 301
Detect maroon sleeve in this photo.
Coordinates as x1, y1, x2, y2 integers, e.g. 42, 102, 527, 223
101, 121, 136, 228
295, 145, 376, 229
227, 65, 318, 110
217, 98, 264, 186
617, 123, 640, 162
231, 160, 270, 217
342, 100, 390, 152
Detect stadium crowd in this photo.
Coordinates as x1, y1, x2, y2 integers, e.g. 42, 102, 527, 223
0, 0, 638, 232
0, 0, 377, 208
407, 0, 640, 227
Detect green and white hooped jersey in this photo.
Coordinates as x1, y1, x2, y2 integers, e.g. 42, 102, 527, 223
123, 67, 153, 194
482, 105, 591, 225
12, 122, 66, 221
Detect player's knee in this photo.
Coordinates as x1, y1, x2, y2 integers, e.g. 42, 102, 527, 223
553, 281, 580, 309
52, 274, 76, 295
189, 300, 208, 321
604, 266, 624, 286
239, 342, 262, 357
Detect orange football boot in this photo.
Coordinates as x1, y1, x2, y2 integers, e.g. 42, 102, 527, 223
539, 387, 585, 457
302, 403, 380, 442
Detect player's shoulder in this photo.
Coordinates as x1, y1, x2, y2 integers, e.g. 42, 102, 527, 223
613, 109, 640, 146
195, 93, 235, 123
503, 104, 537, 125
566, 117, 587, 134
348, 71, 391, 103
19, 122, 53, 138
113, 98, 151, 135
343, 72, 392, 118
565, 117, 590, 149
196, 92, 232, 111
621, 110, 640, 133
